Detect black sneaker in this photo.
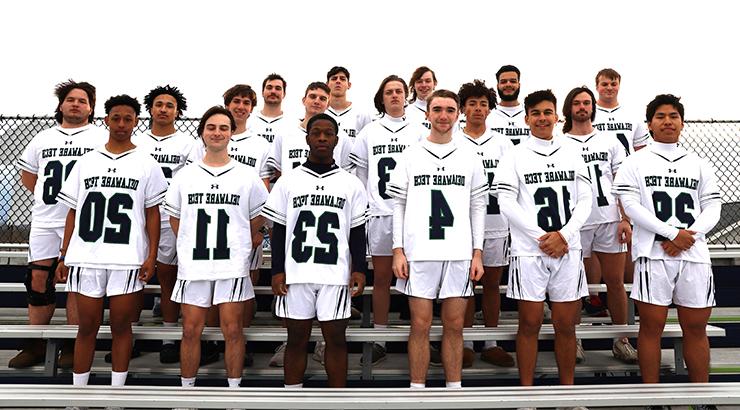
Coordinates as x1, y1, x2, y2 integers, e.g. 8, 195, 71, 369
159, 342, 180, 364
430, 344, 442, 367
360, 343, 387, 365
200, 341, 220, 366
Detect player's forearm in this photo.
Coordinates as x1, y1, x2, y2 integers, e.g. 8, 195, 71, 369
689, 200, 722, 235
60, 209, 76, 257
620, 195, 679, 240
469, 194, 485, 250
20, 171, 37, 193
349, 223, 368, 273
144, 206, 161, 259
498, 195, 546, 240
392, 198, 406, 250
560, 178, 594, 241
270, 223, 287, 275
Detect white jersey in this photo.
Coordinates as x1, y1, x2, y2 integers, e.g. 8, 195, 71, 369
17, 124, 107, 228
266, 123, 353, 175
454, 128, 514, 239
405, 100, 431, 130
261, 165, 368, 285
563, 130, 626, 227
494, 136, 591, 256
164, 160, 268, 281
593, 104, 651, 155
326, 104, 372, 140
349, 115, 426, 216
248, 112, 286, 144
132, 130, 195, 225
227, 132, 272, 179
57, 147, 168, 269
388, 138, 488, 261
612, 144, 721, 263
486, 105, 531, 146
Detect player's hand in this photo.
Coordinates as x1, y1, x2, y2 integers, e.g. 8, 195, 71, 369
249, 270, 260, 286
271, 273, 288, 296
139, 257, 156, 282
538, 232, 569, 258
349, 271, 366, 297
672, 229, 696, 250
392, 248, 408, 280
617, 220, 632, 245
661, 240, 683, 257
55, 259, 69, 283
470, 250, 484, 282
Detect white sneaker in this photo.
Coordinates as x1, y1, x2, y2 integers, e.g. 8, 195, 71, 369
612, 338, 638, 363
269, 342, 287, 367
312, 341, 326, 365
575, 338, 585, 364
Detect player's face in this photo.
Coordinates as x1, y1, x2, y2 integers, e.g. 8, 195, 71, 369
463, 96, 491, 127
497, 72, 520, 102
302, 88, 329, 117
105, 105, 138, 143
383, 81, 406, 116
596, 76, 620, 102
570, 92, 593, 124
648, 104, 683, 144
525, 100, 558, 140
227, 95, 254, 123
151, 94, 177, 127
414, 71, 436, 101
328, 73, 351, 98
202, 113, 233, 152
263, 80, 285, 105
59, 88, 92, 126
427, 97, 459, 135
306, 119, 338, 163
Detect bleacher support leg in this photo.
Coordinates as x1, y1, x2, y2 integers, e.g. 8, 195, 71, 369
627, 300, 636, 325
44, 339, 60, 377
673, 339, 687, 375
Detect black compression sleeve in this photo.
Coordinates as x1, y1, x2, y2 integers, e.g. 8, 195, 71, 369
349, 223, 367, 274
271, 223, 286, 276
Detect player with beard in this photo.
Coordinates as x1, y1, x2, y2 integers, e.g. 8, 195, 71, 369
486, 65, 530, 145
250, 73, 288, 144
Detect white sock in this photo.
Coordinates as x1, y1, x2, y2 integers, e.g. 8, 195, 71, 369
463, 341, 474, 350
446, 381, 462, 389
483, 340, 498, 350
227, 377, 242, 388
110, 370, 128, 386
181, 377, 196, 387
284, 383, 303, 389
410, 382, 425, 389
73, 372, 90, 386
162, 322, 177, 345
373, 324, 387, 348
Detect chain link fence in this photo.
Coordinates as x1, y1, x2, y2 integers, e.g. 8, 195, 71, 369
0, 116, 738, 245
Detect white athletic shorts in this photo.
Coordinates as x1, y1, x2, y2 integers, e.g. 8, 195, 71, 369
274, 283, 352, 322
507, 251, 589, 302
580, 222, 627, 258
157, 225, 178, 265
483, 237, 509, 267
249, 246, 263, 271
65, 266, 145, 298
631, 257, 715, 308
367, 215, 393, 256
395, 260, 473, 300
28, 225, 64, 262
171, 277, 254, 308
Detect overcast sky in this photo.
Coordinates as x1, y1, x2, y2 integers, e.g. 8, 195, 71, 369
2, 0, 737, 120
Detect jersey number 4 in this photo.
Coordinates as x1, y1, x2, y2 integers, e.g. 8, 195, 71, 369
429, 190, 454, 239
78, 192, 132, 244
291, 211, 339, 264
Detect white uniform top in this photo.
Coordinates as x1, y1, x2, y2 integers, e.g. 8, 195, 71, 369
163, 160, 268, 281
132, 130, 195, 225
593, 104, 651, 155
612, 143, 721, 263
405, 100, 431, 130
186, 130, 272, 180
17, 124, 108, 228
454, 128, 514, 239
266, 123, 353, 175
261, 165, 368, 285
57, 147, 168, 269
563, 130, 626, 227
388, 138, 488, 261
486, 105, 531, 146
247, 112, 286, 144
349, 115, 426, 216
326, 104, 372, 140
494, 136, 592, 256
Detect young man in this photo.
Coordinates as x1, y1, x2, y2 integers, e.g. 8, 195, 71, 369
263, 113, 368, 388
55, 95, 168, 387
454, 80, 515, 368
486, 65, 530, 145
14, 80, 107, 369
325, 66, 371, 140
613, 94, 721, 384
405, 66, 437, 130
389, 90, 488, 389
250, 73, 288, 144
562, 86, 636, 363
132, 85, 195, 364
165, 106, 268, 389
267, 82, 352, 179
593, 68, 651, 155
494, 90, 592, 386
349, 75, 426, 364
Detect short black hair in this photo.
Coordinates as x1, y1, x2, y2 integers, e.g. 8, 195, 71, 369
143, 85, 187, 118
326, 66, 350, 82
457, 79, 497, 109
54, 79, 96, 124
524, 90, 557, 116
646, 94, 684, 123
306, 113, 339, 136
495, 65, 520, 81
262, 73, 286, 93
197, 106, 236, 138
104, 95, 141, 116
